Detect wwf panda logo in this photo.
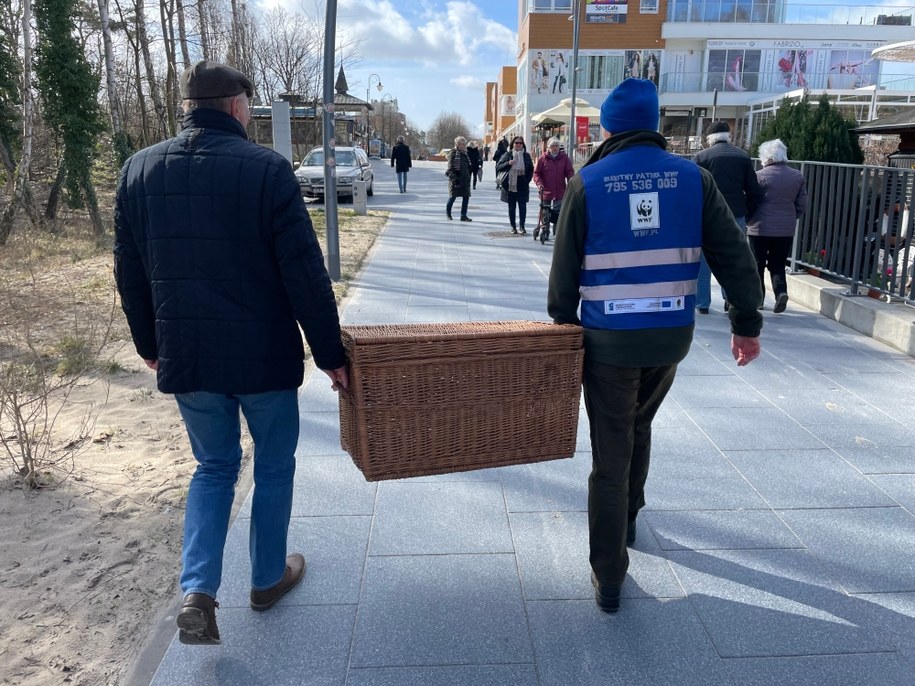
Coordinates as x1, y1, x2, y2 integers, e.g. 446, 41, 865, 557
629, 192, 660, 230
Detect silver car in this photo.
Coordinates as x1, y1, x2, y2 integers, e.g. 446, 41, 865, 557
294, 147, 374, 201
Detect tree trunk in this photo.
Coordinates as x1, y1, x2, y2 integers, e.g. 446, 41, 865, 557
97, 0, 123, 136
229, 0, 241, 67
113, 0, 151, 146
0, 0, 40, 244
44, 165, 65, 224
175, 0, 190, 68
198, 0, 209, 59
136, 0, 168, 139
158, 0, 177, 136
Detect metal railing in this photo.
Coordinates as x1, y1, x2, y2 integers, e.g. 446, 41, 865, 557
666, 1, 914, 25
659, 71, 915, 95
791, 161, 914, 304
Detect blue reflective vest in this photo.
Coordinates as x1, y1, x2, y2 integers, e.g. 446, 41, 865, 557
579, 145, 703, 331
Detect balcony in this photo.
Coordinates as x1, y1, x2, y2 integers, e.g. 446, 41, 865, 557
666, 1, 914, 25
659, 70, 915, 94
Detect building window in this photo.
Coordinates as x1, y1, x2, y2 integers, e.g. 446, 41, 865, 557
530, 0, 572, 11
640, 0, 659, 13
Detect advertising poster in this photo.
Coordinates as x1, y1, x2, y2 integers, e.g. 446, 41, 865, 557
624, 50, 661, 86
827, 50, 878, 89
586, 0, 628, 23
707, 49, 762, 92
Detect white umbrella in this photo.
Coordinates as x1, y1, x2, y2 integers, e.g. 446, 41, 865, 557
872, 41, 915, 62
532, 97, 602, 124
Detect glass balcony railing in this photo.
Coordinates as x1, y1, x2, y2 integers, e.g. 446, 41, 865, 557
666, 1, 914, 25
659, 70, 915, 93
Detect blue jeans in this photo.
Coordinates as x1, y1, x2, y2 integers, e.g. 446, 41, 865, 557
396, 171, 407, 192
697, 215, 746, 308
175, 389, 299, 599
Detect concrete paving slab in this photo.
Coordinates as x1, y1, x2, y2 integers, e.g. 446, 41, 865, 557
725, 448, 898, 508
779, 507, 915, 593
686, 406, 824, 450
150, 605, 355, 686
526, 598, 733, 686
350, 554, 532, 668
368, 481, 513, 555
346, 664, 539, 686
723, 653, 915, 686
645, 510, 803, 551
667, 549, 892, 657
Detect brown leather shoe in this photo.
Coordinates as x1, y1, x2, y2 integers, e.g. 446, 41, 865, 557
250, 553, 306, 611
177, 593, 221, 645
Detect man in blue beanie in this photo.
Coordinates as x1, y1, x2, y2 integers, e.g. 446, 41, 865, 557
548, 79, 763, 613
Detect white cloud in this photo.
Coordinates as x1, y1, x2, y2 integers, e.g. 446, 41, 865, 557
337, 0, 515, 67
451, 75, 482, 89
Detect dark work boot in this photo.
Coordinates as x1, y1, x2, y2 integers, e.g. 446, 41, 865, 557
177, 593, 221, 645
591, 572, 621, 613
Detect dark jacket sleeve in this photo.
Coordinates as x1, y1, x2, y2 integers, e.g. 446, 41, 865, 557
795, 175, 808, 218
547, 174, 586, 325
113, 161, 158, 361
698, 168, 764, 337
743, 157, 762, 218
268, 163, 346, 371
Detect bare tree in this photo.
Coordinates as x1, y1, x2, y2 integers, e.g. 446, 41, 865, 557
427, 111, 472, 152
0, 0, 41, 244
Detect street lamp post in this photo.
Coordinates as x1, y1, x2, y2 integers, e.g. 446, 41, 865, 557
569, 0, 581, 151
366, 74, 382, 141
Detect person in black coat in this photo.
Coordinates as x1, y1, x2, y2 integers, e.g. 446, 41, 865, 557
467, 140, 482, 190
114, 60, 348, 647
390, 136, 412, 193
445, 136, 473, 221
496, 136, 534, 234
493, 137, 509, 189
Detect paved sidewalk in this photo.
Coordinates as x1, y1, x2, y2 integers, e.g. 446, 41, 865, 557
145, 160, 915, 685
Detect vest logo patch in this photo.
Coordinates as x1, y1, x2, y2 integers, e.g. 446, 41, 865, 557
629, 192, 660, 230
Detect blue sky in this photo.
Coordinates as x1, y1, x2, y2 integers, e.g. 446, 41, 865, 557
272, 1, 520, 134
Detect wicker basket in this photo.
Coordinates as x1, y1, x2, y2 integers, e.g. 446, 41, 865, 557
338, 321, 584, 481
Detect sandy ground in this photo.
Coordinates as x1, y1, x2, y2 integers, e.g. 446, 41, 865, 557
0, 209, 384, 685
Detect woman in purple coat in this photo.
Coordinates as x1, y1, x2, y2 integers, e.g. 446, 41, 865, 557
747, 139, 808, 313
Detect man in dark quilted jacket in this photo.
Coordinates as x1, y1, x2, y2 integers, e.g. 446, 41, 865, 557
114, 60, 348, 646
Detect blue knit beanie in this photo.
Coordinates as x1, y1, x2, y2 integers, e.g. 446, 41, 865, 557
600, 78, 659, 134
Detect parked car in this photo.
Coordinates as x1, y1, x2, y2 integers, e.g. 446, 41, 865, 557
294, 146, 374, 201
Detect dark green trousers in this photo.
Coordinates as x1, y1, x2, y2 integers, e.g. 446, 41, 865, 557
582, 359, 678, 585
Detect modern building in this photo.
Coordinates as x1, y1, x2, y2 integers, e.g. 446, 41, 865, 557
490, 0, 915, 151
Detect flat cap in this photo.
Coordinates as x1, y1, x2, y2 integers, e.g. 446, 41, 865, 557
180, 60, 253, 100
706, 120, 730, 134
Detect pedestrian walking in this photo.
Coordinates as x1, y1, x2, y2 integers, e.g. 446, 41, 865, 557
493, 137, 509, 189
113, 60, 349, 646
467, 140, 482, 190
445, 136, 473, 221
496, 136, 534, 234
693, 120, 762, 313
533, 136, 574, 238
548, 78, 763, 614
747, 139, 809, 313
390, 135, 412, 193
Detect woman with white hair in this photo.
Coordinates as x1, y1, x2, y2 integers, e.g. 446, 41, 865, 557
445, 136, 472, 221
533, 137, 574, 240
747, 139, 808, 312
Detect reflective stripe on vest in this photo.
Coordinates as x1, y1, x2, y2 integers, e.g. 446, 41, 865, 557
579, 145, 703, 331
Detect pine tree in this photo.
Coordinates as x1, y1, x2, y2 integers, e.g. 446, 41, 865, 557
752, 94, 862, 164
34, 0, 107, 233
